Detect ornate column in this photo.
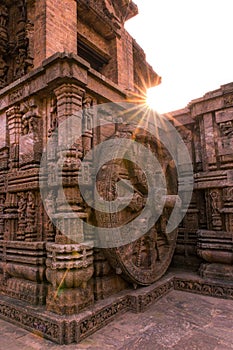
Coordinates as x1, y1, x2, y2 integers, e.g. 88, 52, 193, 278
53, 84, 86, 244
6, 106, 22, 170
44, 83, 94, 315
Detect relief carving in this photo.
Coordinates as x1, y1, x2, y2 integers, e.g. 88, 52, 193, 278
14, 1, 33, 79
17, 191, 37, 241
82, 94, 93, 132
82, 93, 94, 157
21, 106, 38, 135
17, 192, 27, 240
25, 191, 36, 237
209, 189, 222, 230
19, 100, 42, 167
0, 3, 9, 88
220, 121, 233, 137
210, 189, 221, 215
0, 0, 34, 86
48, 97, 58, 137
218, 120, 233, 154
224, 94, 233, 107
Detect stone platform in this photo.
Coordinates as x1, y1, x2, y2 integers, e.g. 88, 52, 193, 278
0, 288, 233, 349
0, 270, 233, 345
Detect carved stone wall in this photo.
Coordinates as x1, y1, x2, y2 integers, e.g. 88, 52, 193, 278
171, 82, 233, 280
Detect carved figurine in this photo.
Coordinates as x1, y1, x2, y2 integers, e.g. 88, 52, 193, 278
45, 191, 55, 216
82, 94, 93, 131
18, 192, 27, 224
26, 191, 36, 232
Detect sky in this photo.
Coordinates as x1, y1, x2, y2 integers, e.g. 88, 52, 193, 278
125, 0, 233, 113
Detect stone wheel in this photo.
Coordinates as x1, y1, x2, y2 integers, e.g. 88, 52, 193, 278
95, 126, 179, 286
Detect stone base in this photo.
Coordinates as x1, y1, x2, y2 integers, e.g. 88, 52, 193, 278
46, 281, 94, 315
172, 255, 201, 271
199, 262, 233, 282
0, 270, 233, 344
0, 276, 47, 306
94, 275, 129, 301
0, 275, 173, 344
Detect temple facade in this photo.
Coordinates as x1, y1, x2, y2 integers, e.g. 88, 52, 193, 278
0, 0, 232, 345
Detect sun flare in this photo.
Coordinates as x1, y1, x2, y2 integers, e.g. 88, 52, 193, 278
146, 87, 160, 111
146, 86, 170, 115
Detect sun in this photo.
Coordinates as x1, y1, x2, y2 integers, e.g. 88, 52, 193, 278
146, 87, 160, 111
146, 86, 168, 114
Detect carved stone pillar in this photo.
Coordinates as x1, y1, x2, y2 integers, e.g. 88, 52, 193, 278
4, 193, 18, 241
54, 84, 86, 244
6, 106, 22, 170
43, 85, 95, 315
46, 243, 94, 315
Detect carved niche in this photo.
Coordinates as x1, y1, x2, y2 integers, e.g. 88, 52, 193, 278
208, 189, 223, 231
216, 109, 233, 158
82, 92, 93, 156
17, 191, 37, 241
222, 187, 233, 232
19, 99, 42, 168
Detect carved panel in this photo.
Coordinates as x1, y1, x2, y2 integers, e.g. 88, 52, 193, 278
7, 1, 34, 83
0, 2, 9, 88
19, 100, 42, 168
224, 94, 233, 107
